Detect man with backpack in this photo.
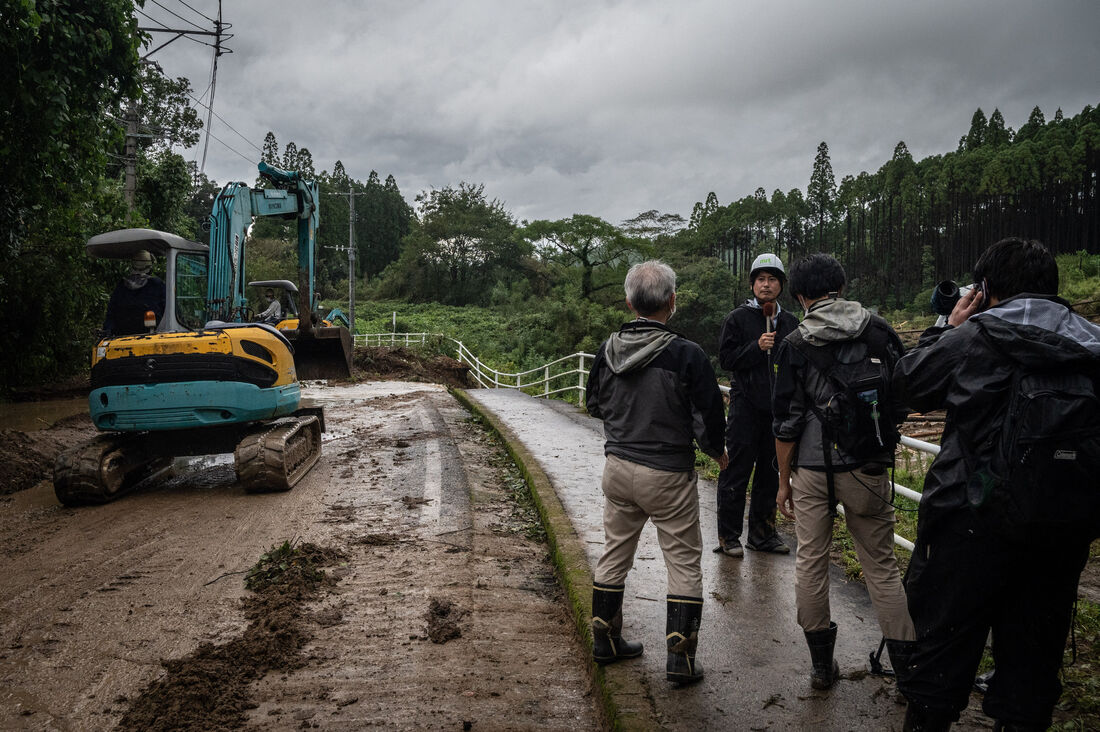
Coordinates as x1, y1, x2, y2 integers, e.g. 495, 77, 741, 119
771, 253, 916, 692
893, 238, 1100, 731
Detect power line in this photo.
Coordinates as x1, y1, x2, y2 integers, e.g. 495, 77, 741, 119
148, 0, 207, 32
185, 89, 263, 154
135, 7, 219, 51
203, 127, 257, 166
177, 0, 216, 23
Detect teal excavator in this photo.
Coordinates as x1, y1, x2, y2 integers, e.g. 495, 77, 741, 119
53, 163, 353, 505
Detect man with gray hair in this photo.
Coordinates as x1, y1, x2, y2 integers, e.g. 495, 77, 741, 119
586, 260, 728, 686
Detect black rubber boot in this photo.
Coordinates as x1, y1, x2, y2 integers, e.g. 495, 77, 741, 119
665, 595, 704, 685
591, 583, 643, 665
804, 621, 840, 690
886, 638, 917, 688
902, 702, 955, 731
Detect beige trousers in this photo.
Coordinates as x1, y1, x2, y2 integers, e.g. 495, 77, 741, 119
791, 466, 915, 640
594, 454, 703, 598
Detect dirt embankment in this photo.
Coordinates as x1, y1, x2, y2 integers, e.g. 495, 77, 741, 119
352, 346, 471, 389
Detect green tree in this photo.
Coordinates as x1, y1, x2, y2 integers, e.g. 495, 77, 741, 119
261, 131, 279, 165
807, 141, 836, 248
621, 210, 686, 240
522, 215, 637, 300
986, 108, 1012, 147
1016, 106, 1047, 142
282, 141, 299, 170
0, 0, 144, 393
964, 108, 988, 151
121, 61, 202, 153
377, 183, 522, 305
136, 150, 193, 235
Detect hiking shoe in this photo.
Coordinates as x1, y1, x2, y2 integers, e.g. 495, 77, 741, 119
713, 539, 743, 557
746, 536, 790, 554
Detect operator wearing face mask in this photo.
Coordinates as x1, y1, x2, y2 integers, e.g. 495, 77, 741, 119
256, 288, 282, 325
102, 250, 167, 337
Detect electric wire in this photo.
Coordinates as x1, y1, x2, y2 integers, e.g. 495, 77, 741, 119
135, 8, 218, 49
185, 89, 263, 154
202, 128, 257, 165
177, 0, 216, 24
147, 0, 207, 32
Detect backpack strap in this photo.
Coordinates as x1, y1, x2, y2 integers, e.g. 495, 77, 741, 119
786, 330, 841, 518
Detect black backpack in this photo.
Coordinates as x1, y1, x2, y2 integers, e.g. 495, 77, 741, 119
787, 324, 902, 463
963, 323, 1100, 540
787, 323, 902, 516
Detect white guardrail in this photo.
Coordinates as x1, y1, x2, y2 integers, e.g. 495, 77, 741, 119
354, 332, 939, 551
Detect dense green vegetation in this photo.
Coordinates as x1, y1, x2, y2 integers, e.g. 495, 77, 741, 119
1, 2, 1097, 397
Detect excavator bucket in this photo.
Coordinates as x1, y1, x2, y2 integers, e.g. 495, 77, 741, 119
288, 325, 354, 380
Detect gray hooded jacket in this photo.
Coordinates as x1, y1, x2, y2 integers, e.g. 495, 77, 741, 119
771, 297, 907, 470
586, 320, 726, 472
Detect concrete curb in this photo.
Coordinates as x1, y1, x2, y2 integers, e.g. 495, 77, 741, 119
451, 388, 657, 732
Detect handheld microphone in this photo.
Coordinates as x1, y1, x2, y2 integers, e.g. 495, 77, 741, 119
762, 301, 776, 355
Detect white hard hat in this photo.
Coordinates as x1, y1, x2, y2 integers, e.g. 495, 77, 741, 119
749, 253, 786, 283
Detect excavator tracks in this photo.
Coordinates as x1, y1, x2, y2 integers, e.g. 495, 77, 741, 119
235, 415, 322, 493
54, 435, 172, 507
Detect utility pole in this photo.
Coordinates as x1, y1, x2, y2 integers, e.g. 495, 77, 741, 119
136, 0, 233, 180
124, 101, 138, 212
324, 186, 362, 334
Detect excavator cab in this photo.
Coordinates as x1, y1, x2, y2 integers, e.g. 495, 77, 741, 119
247, 279, 353, 380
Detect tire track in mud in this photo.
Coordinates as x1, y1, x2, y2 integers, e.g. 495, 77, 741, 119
240, 387, 598, 730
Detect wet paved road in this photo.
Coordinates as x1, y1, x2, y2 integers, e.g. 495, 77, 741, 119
466, 389, 928, 731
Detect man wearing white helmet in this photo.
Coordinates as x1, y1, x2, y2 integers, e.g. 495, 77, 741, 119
714, 253, 798, 557
102, 249, 166, 337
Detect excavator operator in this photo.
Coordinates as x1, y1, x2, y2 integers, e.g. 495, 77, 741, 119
102, 250, 166, 337
256, 288, 282, 325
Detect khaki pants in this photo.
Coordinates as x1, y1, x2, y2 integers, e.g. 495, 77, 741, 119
594, 454, 703, 598
791, 466, 915, 640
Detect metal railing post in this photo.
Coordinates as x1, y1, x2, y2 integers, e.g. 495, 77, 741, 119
578, 354, 585, 401
544, 365, 550, 397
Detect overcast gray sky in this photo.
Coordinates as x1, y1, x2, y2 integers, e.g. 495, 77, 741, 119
144, 0, 1099, 224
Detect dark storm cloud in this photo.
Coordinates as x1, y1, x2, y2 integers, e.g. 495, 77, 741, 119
148, 0, 1099, 223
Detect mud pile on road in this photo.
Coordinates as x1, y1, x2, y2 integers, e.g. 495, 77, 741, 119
353, 345, 471, 389
0, 414, 95, 495
117, 542, 346, 732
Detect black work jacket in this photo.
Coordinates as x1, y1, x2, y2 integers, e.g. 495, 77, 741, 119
718, 301, 798, 413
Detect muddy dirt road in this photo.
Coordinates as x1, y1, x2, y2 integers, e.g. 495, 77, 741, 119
0, 382, 601, 730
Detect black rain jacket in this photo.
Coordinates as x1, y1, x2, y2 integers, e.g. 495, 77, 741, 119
586, 319, 726, 472
719, 300, 798, 413
892, 294, 1100, 524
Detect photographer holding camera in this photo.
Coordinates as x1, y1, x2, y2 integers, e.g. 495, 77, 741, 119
893, 238, 1100, 731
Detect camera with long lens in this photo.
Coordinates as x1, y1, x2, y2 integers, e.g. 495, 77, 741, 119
930, 280, 961, 315
931, 280, 983, 315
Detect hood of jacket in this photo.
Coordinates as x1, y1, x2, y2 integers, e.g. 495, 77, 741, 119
973, 294, 1100, 368
797, 297, 871, 346
605, 320, 678, 375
